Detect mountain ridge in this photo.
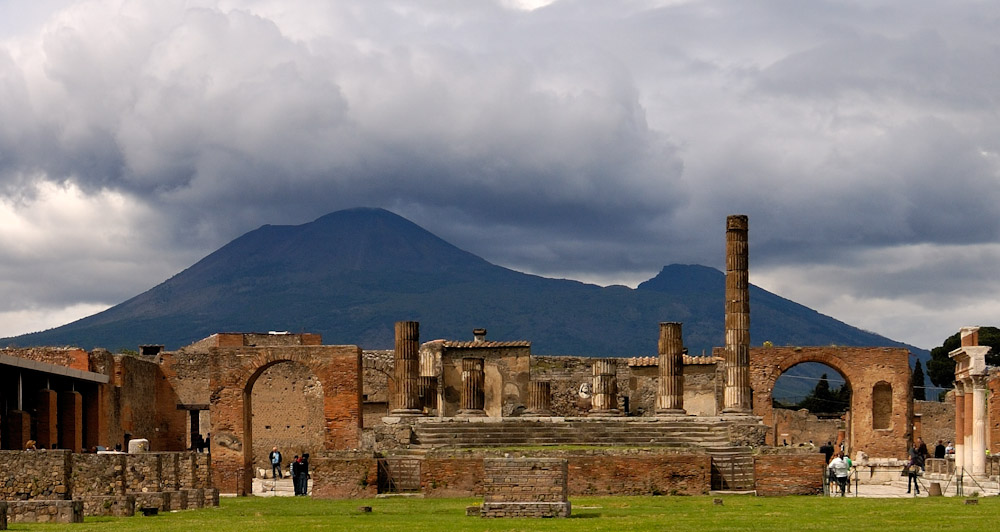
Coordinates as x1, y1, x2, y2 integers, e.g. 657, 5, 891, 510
3, 208, 927, 367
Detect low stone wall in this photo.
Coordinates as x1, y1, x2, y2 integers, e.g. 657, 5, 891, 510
76, 495, 135, 517
310, 452, 378, 498
753, 451, 824, 496
0, 450, 71, 500
481, 458, 570, 518
6, 500, 83, 524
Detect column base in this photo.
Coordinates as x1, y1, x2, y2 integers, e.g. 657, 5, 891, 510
588, 409, 621, 417
522, 411, 552, 417
656, 409, 686, 415
721, 407, 753, 416
457, 409, 486, 417
389, 409, 423, 417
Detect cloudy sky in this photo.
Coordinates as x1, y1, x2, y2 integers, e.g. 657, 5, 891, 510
1, 0, 998, 350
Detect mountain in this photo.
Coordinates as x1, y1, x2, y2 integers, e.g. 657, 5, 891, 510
3, 208, 927, 370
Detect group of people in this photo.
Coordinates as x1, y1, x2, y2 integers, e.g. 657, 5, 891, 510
268, 447, 311, 496
821, 442, 853, 497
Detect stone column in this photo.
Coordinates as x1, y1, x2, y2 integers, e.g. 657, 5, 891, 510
36, 388, 58, 449
458, 358, 486, 416
418, 376, 437, 412
964, 377, 974, 475
590, 358, 620, 416
972, 375, 988, 477
390, 321, 423, 415
656, 322, 685, 415
525, 381, 552, 416
58, 390, 83, 452
954, 381, 965, 474
723, 214, 752, 414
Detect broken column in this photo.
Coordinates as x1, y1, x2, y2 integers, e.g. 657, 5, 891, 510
525, 381, 552, 416
656, 322, 685, 415
723, 214, 752, 414
459, 357, 486, 416
949, 326, 990, 477
390, 321, 422, 416
590, 359, 620, 416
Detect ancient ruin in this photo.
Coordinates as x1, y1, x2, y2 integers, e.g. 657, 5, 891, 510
3, 213, 996, 521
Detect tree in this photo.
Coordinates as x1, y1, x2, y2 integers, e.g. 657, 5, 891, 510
795, 373, 850, 413
927, 326, 1000, 389
912, 359, 926, 401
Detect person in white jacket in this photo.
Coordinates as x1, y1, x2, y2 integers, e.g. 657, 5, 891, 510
828, 452, 850, 497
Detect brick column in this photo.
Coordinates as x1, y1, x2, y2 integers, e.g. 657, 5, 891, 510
58, 390, 83, 452
84, 387, 103, 451
525, 381, 552, 416
590, 359, 620, 416
36, 389, 58, 449
723, 214, 752, 414
656, 322, 685, 415
954, 381, 965, 474
390, 321, 422, 416
458, 358, 486, 416
972, 375, 988, 477
964, 378, 974, 476
5, 410, 30, 450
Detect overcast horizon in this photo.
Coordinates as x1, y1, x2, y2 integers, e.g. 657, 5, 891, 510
2, 0, 999, 351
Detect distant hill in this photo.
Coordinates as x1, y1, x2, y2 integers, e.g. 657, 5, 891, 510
4, 208, 927, 380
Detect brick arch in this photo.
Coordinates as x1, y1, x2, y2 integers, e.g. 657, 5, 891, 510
750, 346, 912, 459
207, 345, 362, 495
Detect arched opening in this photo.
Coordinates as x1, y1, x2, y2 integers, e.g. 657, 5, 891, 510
771, 362, 852, 449
244, 361, 326, 485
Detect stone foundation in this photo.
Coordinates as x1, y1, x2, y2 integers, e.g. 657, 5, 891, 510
481, 458, 570, 518
6, 500, 83, 524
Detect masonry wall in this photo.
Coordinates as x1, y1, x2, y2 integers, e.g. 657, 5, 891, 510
116, 356, 160, 450
914, 399, 954, 449
989, 370, 1000, 454
753, 452, 825, 496
250, 361, 326, 472
435, 346, 531, 417
773, 408, 842, 447
309, 452, 378, 498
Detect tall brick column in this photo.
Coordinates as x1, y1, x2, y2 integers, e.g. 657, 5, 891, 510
954, 381, 965, 474
458, 358, 486, 416
58, 390, 83, 452
656, 322, 685, 415
525, 381, 552, 416
390, 321, 422, 416
5, 410, 30, 450
590, 359, 620, 416
36, 389, 58, 449
723, 214, 752, 414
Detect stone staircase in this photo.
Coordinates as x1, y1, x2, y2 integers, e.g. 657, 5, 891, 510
411, 419, 732, 448
708, 446, 755, 492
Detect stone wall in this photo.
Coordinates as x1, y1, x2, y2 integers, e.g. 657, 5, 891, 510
0, 450, 70, 500
250, 361, 326, 472
914, 399, 954, 449
753, 451, 825, 496
309, 452, 377, 498
481, 458, 570, 518
772, 408, 843, 447
116, 355, 160, 450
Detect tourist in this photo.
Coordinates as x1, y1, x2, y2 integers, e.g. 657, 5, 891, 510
916, 437, 929, 460
945, 441, 954, 455
819, 441, 834, 464
25, 439, 37, 451
934, 440, 946, 459
298, 453, 310, 496
827, 452, 850, 497
906, 443, 924, 495
269, 447, 283, 479
291, 455, 302, 495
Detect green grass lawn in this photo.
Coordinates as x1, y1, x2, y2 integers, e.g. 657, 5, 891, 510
7, 495, 998, 532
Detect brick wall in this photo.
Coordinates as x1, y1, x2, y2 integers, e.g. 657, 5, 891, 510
309, 452, 377, 498
753, 452, 824, 496
250, 361, 326, 471
481, 458, 570, 518
914, 399, 954, 449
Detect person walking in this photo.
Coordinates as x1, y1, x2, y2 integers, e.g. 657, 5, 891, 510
828, 452, 850, 497
269, 447, 283, 480
297, 453, 310, 496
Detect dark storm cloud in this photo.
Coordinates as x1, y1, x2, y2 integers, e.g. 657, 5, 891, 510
1, 0, 1000, 348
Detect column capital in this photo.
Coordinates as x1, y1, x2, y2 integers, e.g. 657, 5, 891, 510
953, 381, 966, 395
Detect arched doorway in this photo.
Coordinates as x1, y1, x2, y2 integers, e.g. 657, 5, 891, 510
248, 361, 326, 476
750, 346, 912, 459
208, 344, 362, 495
771, 362, 851, 450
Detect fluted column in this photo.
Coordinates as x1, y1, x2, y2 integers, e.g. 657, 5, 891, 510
418, 376, 437, 413
972, 375, 987, 476
390, 321, 422, 415
458, 358, 486, 416
964, 377, 974, 474
723, 215, 752, 414
954, 382, 965, 474
525, 381, 552, 416
656, 322, 685, 415
590, 358, 620, 416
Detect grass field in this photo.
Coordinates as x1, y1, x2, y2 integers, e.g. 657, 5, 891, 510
7, 495, 998, 532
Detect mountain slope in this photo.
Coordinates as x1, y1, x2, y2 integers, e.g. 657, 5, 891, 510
3, 208, 926, 364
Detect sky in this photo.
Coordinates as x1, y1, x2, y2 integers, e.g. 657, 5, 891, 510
1, 0, 999, 351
